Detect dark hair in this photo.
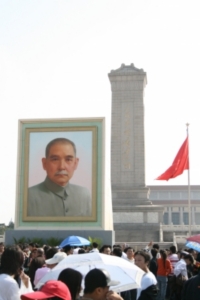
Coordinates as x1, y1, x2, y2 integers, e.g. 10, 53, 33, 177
63, 245, 73, 254
151, 248, 158, 258
43, 245, 51, 256
160, 249, 167, 267
112, 247, 122, 257
92, 242, 98, 248
134, 251, 151, 263
37, 248, 44, 257
184, 254, 194, 264
0, 246, 24, 276
45, 138, 76, 157
113, 244, 122, 249
123, 246, 135, 253
180, 252, 188, 259
58, 268, 82, 300
29, 257, 46, 287
22, 244, 29, 251
84, 269, 110, 294
29, 242, 36, 247
99, 245, 111, 253
78, 249, 86, 254
187, 248, 195, 254
0, 242, 4, 246
153, 244, 159, 250
170, 245, 176, 254
125, 247, 134, 252
46, 247, 58, 259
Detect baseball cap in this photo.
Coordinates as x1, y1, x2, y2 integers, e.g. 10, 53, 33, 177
85, 268, 120, 290
21, 280, 71, 300
45, 252, 67, 265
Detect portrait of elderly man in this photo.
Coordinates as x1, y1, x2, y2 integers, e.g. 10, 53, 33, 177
27, 137, 91, 217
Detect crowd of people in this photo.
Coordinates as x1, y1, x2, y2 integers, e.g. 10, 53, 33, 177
0, 240, 200, 300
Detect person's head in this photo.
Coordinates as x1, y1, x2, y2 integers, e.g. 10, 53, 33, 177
31, 248, 38, 259
45, 252, 67, 269
134, 251, 151, 272
112, 247, 122, 257
29, 256, 46, 284
151, 248, 158, 259
126, 247, 134, 259
184, 254, 194, 265
1, 246, 24, 276
29, 242, 36, 251
46, 247, 59, 260
62, 245, 73, 255
58, 268, 83, 300
113, 245, 122, 249
21, 280, 71, 300
160, 249, 167, 267
43, 245, 51, 256
92, 242, 98, 249
37, 248, 45, 257
153, 244, 159, 250
187, 248, 195, 255
78, 249, 86, 254
180, 251, 189, 260
160, 249, 167, 259
169, 245, 177, 254
42, 138, 79, 187
84, 269, 119, 300
100, 245, 111, 255
23, 246, 30, 258
165, 249, 170, 256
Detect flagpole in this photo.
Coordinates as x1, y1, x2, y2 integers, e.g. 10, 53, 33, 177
186, 123, 191, 236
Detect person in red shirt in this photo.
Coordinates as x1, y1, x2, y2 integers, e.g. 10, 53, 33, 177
157, 249, 172, 300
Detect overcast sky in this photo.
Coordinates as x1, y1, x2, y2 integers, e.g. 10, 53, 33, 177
0, 0, 200, 224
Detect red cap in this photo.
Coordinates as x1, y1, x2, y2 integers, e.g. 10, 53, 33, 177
21, 280, 71, 300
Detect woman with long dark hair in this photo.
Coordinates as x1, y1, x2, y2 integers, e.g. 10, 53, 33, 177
29, 256, 46, 288
157, 249, 172, 300
58, 268, 82, 300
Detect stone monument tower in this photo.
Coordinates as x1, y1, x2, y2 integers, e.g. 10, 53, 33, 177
108, 64, 164, 242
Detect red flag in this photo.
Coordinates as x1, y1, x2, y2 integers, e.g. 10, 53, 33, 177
156, 137, 189, 180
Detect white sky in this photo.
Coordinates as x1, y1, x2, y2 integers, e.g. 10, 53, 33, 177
0, 0, 200, 224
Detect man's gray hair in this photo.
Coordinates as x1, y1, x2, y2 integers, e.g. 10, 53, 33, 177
45, 138, 76, 157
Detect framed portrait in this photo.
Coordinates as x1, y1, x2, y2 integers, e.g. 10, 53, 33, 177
15, 118, 105, 228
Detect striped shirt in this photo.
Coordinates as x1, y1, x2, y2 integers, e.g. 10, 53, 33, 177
168, 253, 179, 275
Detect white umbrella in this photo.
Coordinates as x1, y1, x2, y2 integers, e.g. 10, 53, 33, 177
36, 253, 144, 292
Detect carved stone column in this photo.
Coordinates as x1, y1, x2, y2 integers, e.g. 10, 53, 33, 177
108, 64, 150, 207
108, 64, 164, 242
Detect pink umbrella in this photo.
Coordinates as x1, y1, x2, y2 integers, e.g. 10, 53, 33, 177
187, 234, 200, 243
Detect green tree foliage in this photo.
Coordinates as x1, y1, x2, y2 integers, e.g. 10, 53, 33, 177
46, 237, 62, 247
88, 236, 102, 248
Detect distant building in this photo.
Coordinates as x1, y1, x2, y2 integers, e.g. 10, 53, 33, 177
149, 185, 200, 242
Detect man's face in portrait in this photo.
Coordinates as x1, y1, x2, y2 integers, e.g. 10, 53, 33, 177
42, 142, 79, 187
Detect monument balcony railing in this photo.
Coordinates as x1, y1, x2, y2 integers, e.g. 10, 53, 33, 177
161, 224, 200, 231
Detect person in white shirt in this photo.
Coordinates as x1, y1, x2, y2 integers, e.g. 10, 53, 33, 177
173, 251, 188, 300
174, 251, 188, 279
89, 242, 99, 253
0, 246, 32, 300
134, 251, 158, 300
125, 247, 135, 264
